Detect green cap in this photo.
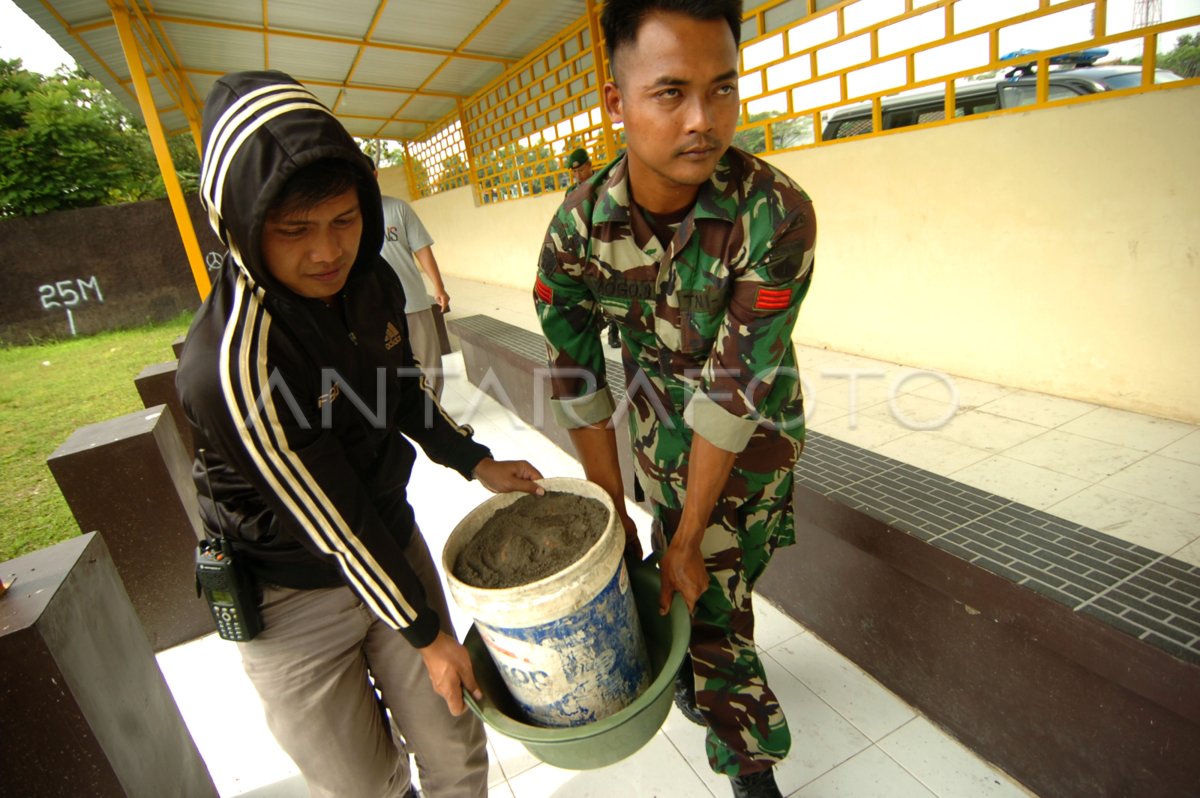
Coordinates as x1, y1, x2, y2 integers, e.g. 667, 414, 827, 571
566, 147, 590, 169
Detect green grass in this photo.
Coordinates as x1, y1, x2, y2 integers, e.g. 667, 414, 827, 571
0, 313, 195, 562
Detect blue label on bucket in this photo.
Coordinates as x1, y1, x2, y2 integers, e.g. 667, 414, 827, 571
478, 565, 650, 727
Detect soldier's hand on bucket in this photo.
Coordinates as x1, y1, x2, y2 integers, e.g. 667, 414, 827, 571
473, 457, 546, 495
658, 538, 708, 616
419, 631, 483, 716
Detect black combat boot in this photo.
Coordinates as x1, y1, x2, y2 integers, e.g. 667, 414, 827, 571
673, 654, 706, 726
729, 767, 782, 798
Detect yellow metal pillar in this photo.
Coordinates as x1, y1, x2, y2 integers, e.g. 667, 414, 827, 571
126, 0, 205, 159
402, 142, 419, 201
585, 0, 618, 164
456, 99, 484, 204
109, 0, 210, 300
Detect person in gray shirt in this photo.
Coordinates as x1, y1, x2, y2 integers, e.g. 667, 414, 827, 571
380, 193, 450, 397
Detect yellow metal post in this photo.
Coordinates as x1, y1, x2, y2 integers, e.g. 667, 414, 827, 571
109, 1, 210, 300
457, 99, 483, 205
402, 142, 419, 201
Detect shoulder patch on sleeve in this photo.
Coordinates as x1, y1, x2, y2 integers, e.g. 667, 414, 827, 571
763, 239, 811, 283
535, 275, 554, 304
755, 286, 793, 310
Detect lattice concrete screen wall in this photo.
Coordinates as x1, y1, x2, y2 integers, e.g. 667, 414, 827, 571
404, 0, 1199, 203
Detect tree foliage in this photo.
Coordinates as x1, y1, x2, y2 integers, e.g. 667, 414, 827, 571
732, 111, 814, 154
0, 58, 199, 217
357, 137, 407, 167
1159, 33, 1200, 78
1120, 33, 1200, 78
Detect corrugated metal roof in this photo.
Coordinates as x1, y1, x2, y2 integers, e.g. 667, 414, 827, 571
422, 58, 505, 97
373, 0, 500, 52
466, 0, 586, 58
12, 0, 592, 143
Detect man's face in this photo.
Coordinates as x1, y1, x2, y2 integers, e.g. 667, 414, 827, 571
571, 160, 594, 184
261, 187, 362, 301
604, 12, 739, 210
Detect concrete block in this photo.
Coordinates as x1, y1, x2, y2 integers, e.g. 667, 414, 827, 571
47, 405, 211, 650
135, 360, 193, 456
0, 532, 217, 796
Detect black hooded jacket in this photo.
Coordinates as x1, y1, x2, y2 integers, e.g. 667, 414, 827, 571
176, 71, 489, 647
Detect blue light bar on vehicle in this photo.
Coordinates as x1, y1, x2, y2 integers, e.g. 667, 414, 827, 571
1000, 48, 1110, 79
1000, 48, 1110, 67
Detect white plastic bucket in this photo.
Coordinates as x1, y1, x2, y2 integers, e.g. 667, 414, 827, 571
443, 477, 651, 727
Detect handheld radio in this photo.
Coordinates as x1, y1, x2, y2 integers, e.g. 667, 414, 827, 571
195, 450, 262, 641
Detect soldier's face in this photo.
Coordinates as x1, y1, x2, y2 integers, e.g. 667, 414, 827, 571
571, 161, 593, 183
604, 12, 739, 212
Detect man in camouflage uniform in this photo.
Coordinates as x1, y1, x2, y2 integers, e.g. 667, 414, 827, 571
564, 147, 594, 194
532, 2, 815, 796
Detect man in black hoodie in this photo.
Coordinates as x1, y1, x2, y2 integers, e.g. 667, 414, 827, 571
177, 70, 541, 798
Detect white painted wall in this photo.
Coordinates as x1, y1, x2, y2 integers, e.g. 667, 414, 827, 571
377, 165, 412, 203
411, 87, 1200, 423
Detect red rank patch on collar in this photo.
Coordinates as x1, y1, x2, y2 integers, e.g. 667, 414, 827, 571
535, 275, 553, 304
754, 286, 792, 310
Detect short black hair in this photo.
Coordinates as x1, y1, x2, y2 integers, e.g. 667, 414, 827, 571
270, 158, 365, 216
601, 0, 743, 81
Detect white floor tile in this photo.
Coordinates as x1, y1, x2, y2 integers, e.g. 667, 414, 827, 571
1171, 539, 1200, 568
813, 413, 913, 451
975, 390, 1097, 429
487, 742, 507, 788
803, 393, 851, 428
860, 393, 962, 433
909, 374, 1015, 411
485, 725, 542, 783
874, 432, 992, 474
157, 635, 302, 797
1058, 407, 1194, 453
800, 348, 903, 375
754, 595, 808, 651
489, 782, 516, 798
1098, 455, 1200, 515
878, 718, 1034, 798
659, 708, 734, 796
761, 653, 874, 793
504, 733, 716, 797
1003, 430, 1148, 483
811, 372, 900, 414
1045, 485, 1199, 557
933, 411, 1051, 455
659, 653, 876, 796
1159, 430, 1200, 466
233, 774, 309, 797
769, 635, 916, 743
794, 746, 936, 798
950, 456, 1090, 510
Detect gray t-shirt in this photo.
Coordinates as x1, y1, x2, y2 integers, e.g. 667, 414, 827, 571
380, 196, 434, 313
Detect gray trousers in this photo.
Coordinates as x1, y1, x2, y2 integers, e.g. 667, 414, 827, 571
237, 531, 488, 798
407, 307, 444, 399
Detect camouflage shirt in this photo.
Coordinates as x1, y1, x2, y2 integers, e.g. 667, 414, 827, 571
534, 148, 816, 522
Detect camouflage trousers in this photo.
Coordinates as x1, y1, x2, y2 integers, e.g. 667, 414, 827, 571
649, 468, 794, 777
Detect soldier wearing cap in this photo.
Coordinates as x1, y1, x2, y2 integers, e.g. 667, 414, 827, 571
533, 1, 816, 796
564, 147, 594, 193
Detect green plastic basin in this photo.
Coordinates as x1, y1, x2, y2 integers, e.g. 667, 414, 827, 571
463, 558, 691, 770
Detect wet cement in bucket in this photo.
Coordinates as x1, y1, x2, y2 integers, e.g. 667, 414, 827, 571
453, 491, 609, 589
